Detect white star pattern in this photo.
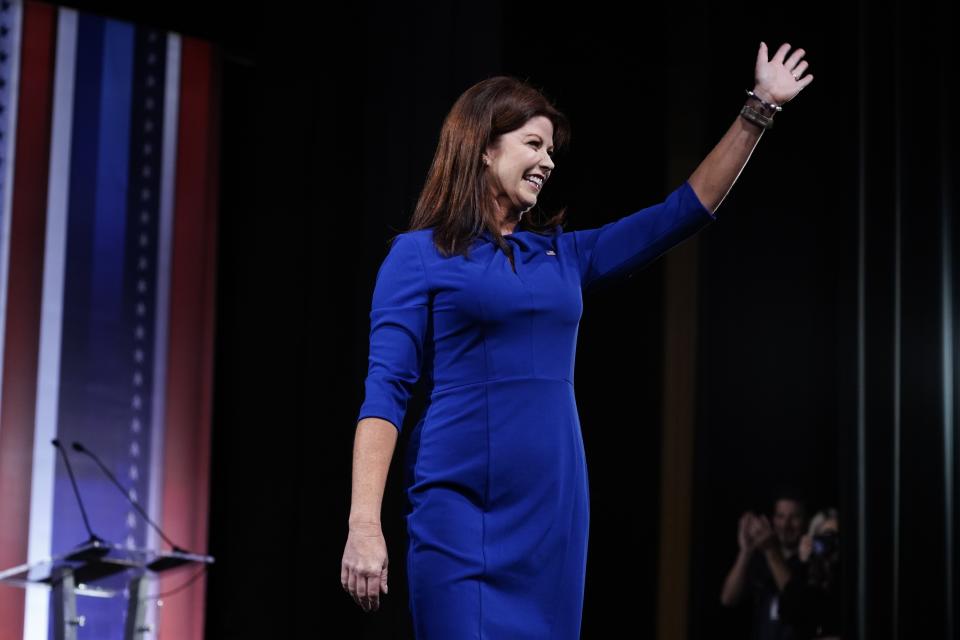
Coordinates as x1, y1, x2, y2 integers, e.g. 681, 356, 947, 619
118, 37, 164, 553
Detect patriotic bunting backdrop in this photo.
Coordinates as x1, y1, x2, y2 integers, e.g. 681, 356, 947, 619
0, 2, 219, 639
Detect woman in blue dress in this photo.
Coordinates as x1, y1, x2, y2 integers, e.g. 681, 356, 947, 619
342, 42, 813, 638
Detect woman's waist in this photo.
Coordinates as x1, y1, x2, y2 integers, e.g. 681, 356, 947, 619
428, 375, 574, 398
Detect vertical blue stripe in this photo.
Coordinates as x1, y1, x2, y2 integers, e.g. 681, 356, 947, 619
34, 5, 174, 637
90, 21, 132, 322
49, 14, 140, 640
51, 13, 105, 638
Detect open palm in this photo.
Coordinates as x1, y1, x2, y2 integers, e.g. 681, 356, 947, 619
754, 42, 814, 106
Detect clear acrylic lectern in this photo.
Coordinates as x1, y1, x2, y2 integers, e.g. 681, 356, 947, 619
0, 540, 214, 640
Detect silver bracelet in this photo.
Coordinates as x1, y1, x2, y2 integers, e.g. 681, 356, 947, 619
745, 89, 783, 113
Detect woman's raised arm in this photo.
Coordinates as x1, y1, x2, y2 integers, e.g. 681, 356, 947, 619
687, 42, 814, 213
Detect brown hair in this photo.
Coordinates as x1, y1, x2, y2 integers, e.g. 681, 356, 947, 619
404, 76, 571, 260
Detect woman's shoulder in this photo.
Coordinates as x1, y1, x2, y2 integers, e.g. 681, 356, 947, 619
382, 229, 433, 258
389, 228, 434, 246
381, 230, 440, 271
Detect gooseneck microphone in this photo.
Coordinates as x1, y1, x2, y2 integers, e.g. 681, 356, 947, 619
71, 441, 187, 553
50, 439, 106, 547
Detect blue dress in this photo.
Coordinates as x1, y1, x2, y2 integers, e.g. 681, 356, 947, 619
357, 181, 715, 639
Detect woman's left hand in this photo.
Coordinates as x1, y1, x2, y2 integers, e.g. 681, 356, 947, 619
753, 42, 814, 106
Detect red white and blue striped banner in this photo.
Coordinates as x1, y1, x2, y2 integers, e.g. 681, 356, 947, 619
0, 2, 219, 639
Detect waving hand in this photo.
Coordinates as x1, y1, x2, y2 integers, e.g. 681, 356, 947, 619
753, 42, 814, 106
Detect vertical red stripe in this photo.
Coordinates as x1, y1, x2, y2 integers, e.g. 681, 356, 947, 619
157, 37, 219, 640
0, 5, 57, 639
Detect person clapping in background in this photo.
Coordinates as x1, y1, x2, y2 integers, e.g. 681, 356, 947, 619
721, 493, 809, 640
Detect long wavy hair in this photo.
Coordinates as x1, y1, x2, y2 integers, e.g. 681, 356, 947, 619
404, 76, 571, 260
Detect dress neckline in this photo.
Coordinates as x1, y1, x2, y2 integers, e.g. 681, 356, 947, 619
482, 229, 526, 241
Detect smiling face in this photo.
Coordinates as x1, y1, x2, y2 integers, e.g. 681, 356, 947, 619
773, 499, 807, 549
483, 115, 556, 227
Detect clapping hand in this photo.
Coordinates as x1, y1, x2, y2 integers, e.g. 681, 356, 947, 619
737, 512, 766, 552
738, 511, 778, 553
748, 514, 778, 552
754, 42, 814, 106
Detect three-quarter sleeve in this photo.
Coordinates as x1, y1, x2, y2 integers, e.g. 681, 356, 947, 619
572, 180, 716, 291
356, 234, 429, 433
